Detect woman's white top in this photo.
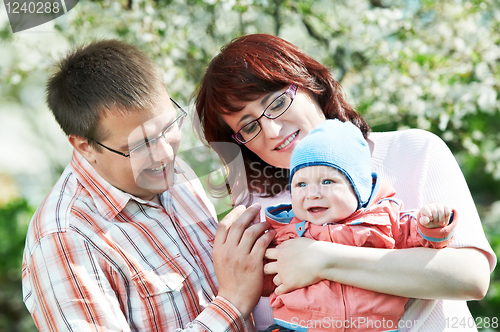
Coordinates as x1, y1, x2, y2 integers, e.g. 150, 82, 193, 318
251, 129, 496, 332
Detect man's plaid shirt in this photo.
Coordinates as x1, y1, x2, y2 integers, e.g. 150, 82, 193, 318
22, 151, 249, 332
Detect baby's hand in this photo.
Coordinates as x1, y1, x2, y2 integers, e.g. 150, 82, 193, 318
419, 203, 453, 229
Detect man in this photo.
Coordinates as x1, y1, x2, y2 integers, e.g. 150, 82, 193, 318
22, 39, 274, 331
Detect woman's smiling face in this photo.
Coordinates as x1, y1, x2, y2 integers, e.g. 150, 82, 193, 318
221, 86, 326, 169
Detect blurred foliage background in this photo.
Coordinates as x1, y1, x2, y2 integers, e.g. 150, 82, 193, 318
0, 0, 499, 330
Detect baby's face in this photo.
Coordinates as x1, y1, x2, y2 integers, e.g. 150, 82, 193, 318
291, 166, 358, 225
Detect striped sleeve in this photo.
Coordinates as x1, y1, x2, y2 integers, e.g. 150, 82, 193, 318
192, 296, 248, 332
24, 231, 132, 332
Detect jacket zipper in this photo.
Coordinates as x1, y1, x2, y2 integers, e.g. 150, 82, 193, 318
341, 284, 347, 332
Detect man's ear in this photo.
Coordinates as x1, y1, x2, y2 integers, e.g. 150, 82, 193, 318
68, 135, 96, 163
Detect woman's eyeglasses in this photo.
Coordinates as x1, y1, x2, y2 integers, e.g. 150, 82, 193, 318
232, 84, 298, 145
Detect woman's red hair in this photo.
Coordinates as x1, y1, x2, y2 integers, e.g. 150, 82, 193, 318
195, 34, 370, 204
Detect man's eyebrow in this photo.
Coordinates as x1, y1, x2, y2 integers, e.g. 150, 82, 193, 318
126, 115, 176, 148
120, 141, 136, 150
125, 125, 149, 150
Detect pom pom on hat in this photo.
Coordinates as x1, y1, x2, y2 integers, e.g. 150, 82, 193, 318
289, 119, 373, 209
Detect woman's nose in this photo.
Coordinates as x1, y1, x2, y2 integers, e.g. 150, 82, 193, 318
259, 117, 281, 139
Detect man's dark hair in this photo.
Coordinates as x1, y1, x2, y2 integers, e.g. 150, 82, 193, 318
46, 39, 164, 147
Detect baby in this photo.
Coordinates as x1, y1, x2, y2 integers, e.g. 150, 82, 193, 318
262, 119, 457, 332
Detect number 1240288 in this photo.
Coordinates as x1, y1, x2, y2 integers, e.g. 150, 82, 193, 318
5, 2, 60, 14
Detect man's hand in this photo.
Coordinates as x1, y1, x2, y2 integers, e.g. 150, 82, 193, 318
213, 204, 275, 318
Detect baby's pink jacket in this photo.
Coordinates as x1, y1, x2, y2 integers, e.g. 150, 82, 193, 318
263, 177, 458, 332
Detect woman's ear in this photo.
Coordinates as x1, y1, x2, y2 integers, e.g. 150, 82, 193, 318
68, 135, 96, 163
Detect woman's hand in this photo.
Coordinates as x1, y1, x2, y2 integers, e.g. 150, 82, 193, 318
264, 237, 330, 295
213, 204, 276, 318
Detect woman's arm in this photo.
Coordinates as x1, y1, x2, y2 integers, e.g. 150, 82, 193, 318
264, 238, 490, 300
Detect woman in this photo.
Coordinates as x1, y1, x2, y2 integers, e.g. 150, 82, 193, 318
195, 34, 496, 331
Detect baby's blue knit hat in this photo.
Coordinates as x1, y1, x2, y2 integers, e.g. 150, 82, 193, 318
289, 119, 373, 209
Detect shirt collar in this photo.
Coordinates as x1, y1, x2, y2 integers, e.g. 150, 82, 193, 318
71, 151, 131, 221
70, 150, 186, 222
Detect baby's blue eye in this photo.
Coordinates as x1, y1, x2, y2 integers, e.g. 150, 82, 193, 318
297, 182, 307, 187
322, 179, 333, 185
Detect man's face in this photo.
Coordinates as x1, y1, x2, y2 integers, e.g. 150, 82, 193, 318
89, 91, 182, 201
